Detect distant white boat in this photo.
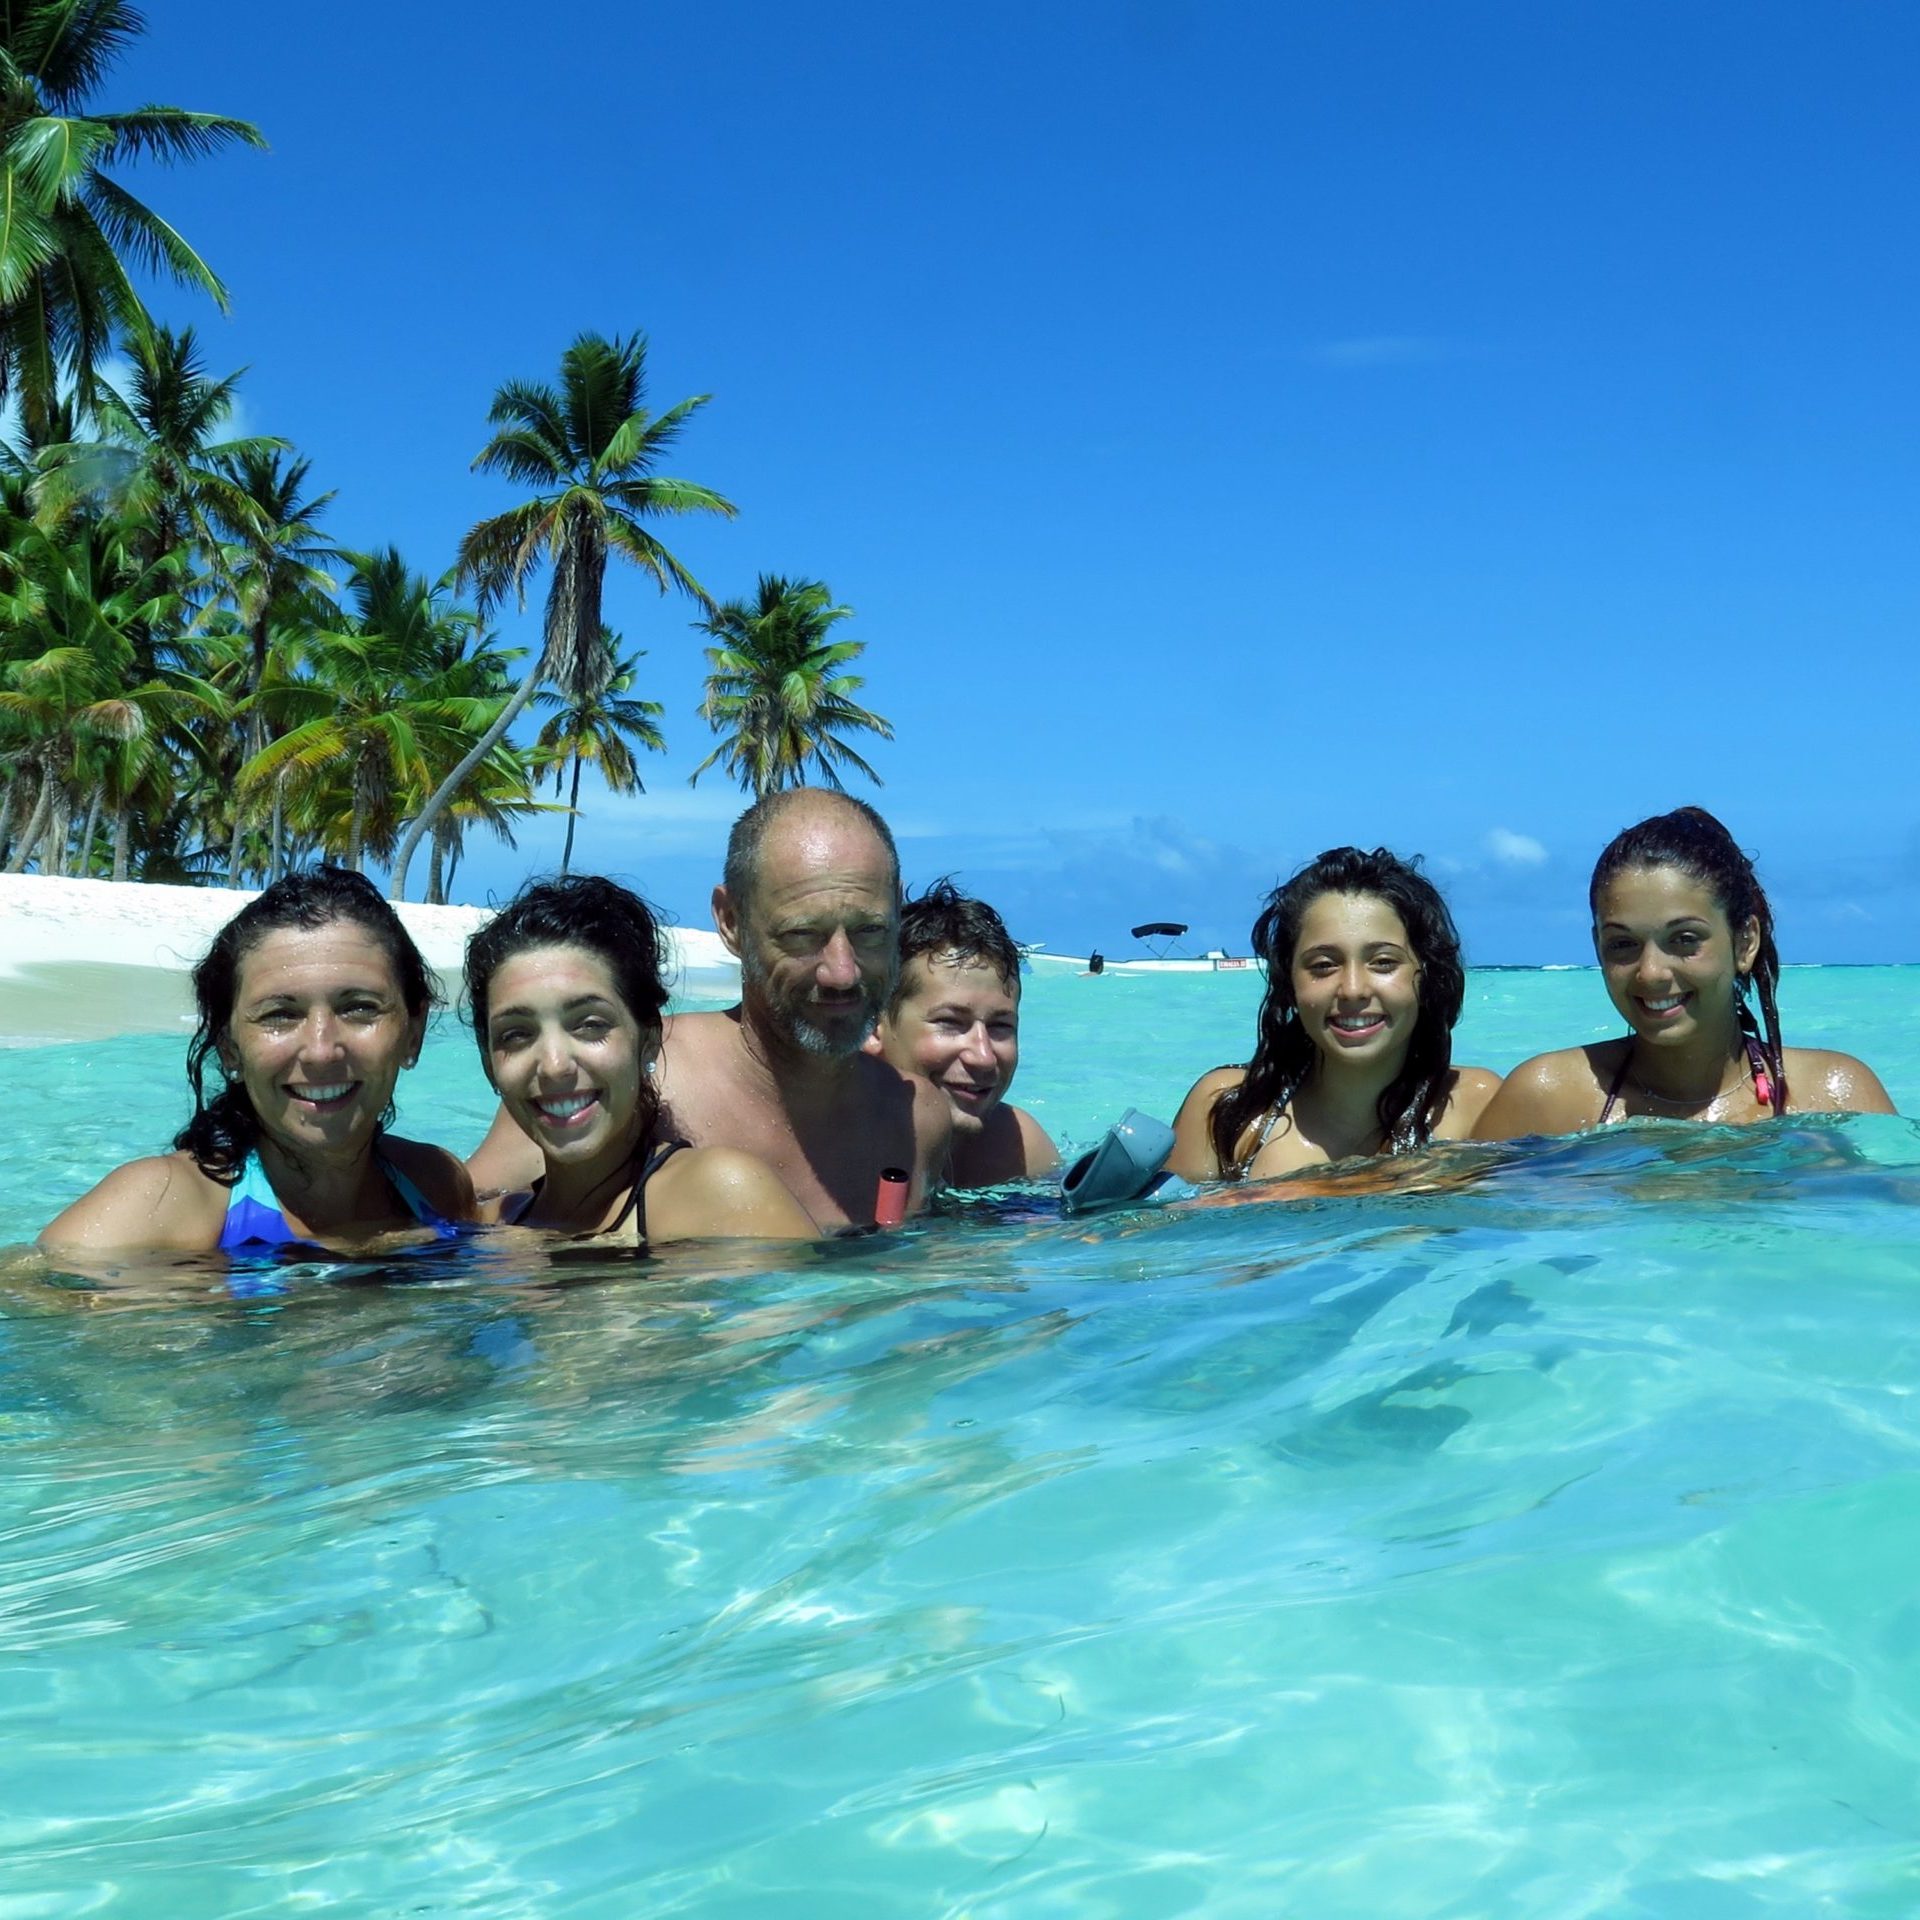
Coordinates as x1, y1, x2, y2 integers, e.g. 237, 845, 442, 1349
1027, 922, 1263, 976
1026, 951, 1262, 976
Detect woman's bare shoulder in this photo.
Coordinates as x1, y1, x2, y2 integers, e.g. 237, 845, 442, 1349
1180, 1065, 1247, 1103
1781, 1048, 1899, 1116
1167, 1065, 1249, 1180
39, 1152, 226, 1253
648, 1146, 819, 1242
1472, 1045, 1614, 1140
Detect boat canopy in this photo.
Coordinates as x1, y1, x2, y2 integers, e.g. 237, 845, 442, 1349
1130, 922, 1188, 940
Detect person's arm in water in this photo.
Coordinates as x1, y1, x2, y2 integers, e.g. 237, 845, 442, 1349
1166, 1067, 1246, 1180
467, 1101, 545, 1198
646, 1148, 821, 1242
39, 1154, 227, 1254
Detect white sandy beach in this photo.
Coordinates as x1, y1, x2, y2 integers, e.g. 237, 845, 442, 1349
0, 874, 740, 1046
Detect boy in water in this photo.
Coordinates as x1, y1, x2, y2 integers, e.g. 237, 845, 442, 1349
867, 881, 1060, 1188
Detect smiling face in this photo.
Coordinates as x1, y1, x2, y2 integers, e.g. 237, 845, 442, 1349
719, 808, 899, 1058
1288, 891, 1423, 1073
222, 921, 424, 1164
1593, 864, 1759, 1048
878, 951, 1020, 1136
482, 945, 656, 1172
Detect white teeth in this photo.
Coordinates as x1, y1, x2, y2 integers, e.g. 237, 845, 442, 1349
1331, 1015, 1382, 1031
1642, 996, 1685, 1011
296, 1083, 352, 1101
538, 1094, 596, 1118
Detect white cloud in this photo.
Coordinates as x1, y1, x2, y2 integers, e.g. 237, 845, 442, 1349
1485, 828, 1548, 868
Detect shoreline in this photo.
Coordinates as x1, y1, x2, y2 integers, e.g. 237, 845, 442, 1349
0, 874, 741, 1047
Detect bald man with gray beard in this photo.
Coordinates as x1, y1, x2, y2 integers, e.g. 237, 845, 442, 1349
466, 789, 951, 1231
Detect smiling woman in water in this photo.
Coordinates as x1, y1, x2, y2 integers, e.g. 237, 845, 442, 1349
1474, 806, 1896, 1137
465, 876, 818, 1246
1168, 846, 1501, 1181
39, 868, 473, 1257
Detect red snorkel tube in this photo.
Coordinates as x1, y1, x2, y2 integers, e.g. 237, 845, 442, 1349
873, 1167, 910, 1227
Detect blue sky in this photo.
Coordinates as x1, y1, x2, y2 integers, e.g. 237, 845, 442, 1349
118, 1, 1920, 961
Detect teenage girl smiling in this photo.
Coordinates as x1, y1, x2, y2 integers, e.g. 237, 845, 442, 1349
466, 876, 817, 1245
1474, 807, 1895, 1136
1168, 846, 1501, 1181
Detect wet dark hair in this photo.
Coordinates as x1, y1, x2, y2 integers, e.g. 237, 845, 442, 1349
1588, 805, 1786, 1113
464, 875, 672, 1145
176, 866, 440, 1182
722, 787, 900, 912
890, 877, 1021, 1012
1208, 847, 1467, 1170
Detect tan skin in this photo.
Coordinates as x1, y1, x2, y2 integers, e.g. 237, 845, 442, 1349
1168, 892, 1501, 1182
1474, 865, 1897, 1137
466, 798, 951, 1230
866, 950, 1061, 1188
479, 945, 816, 1245
39, 921, 473, 1257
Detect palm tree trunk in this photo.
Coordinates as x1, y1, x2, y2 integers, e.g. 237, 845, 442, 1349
78, 785, 104, 877
427, 822, 447, 906
46, 791, 72, 878
0, 775, 16, 865
7, 785, 48, 873
561, 750, 583, 875
229, 710, 266, 887
113, 805, 131, 882
390, 660, 544, 900
5, 771, 51, 875
269, 775, 286, 883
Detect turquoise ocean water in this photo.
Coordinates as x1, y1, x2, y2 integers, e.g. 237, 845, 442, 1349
3, 966, 1919, 1914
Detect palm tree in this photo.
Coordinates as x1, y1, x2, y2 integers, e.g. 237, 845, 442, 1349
531, 626, 665, 874
240, 550, 488, 872
0, 2, 265, 440
0, 508, 208, 873
31, 327, 277, 561
205, 445, 339, 881
689, 575, 892, 798
387, 330, 733, 899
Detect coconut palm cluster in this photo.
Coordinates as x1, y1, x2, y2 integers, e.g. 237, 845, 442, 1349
0, 3, 891, 898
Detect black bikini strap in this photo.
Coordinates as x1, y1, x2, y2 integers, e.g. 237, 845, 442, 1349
1597, 1045, 1633, 1125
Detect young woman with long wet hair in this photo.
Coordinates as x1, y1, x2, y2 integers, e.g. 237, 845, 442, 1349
41, 868, 472, 1255
465, 876, 817, 1245
1475, 807, 1894, 1136
1168, 846, 1501, 1181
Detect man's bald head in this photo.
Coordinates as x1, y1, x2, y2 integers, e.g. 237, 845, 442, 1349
715, 789, 903, 1057
723, 788, 901, 916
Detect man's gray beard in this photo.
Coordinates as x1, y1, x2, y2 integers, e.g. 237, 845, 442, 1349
740, 945, 881, 1059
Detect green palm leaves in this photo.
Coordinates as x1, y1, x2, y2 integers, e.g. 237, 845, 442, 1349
690, 575, 893, 799
532, 627, 666, 875
0, 1, 263, 438
389, 331, 732, 897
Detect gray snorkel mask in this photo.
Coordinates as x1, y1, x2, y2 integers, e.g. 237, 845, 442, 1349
1060, 1109, 1197, 1215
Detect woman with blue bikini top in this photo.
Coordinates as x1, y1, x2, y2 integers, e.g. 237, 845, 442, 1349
40, 868, 473, 1260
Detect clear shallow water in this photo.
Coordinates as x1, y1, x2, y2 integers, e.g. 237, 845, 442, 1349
3, 968, 1919, 1915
